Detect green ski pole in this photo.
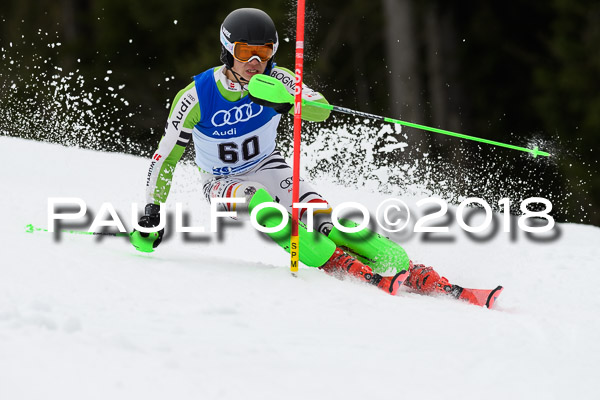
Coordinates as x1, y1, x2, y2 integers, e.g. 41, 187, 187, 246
248, 75, 550, 158
26, 224, 158, 253
25, 223, 129, 237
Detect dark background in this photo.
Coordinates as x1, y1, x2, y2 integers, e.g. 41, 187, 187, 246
1, 0, 598, 225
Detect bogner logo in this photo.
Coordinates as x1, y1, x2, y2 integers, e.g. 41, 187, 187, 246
172, 93, 195, 130
270, 71, 295, 91
212, 128, 237, 136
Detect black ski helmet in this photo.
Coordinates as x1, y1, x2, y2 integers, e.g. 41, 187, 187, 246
219, 8, 279, 72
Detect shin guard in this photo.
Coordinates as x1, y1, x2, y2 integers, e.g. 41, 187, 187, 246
327, 219, 410, 275
248, 189, 336, 268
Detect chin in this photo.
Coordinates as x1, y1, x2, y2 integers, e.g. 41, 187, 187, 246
245, 72, 260, 81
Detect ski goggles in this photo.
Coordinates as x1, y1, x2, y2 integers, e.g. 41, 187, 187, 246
232, 42, 274, 63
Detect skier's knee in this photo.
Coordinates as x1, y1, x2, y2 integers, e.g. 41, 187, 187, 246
234, 181, 268, 203
230, 181, 267, 218
302, 199, 333, 234
205, 180, 268, 219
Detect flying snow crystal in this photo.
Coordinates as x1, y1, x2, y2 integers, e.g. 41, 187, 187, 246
298, 113, 584, 221
0, 26, 589, 222
0, 29, 141, 154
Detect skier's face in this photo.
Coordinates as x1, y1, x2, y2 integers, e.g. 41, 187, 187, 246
231, 57, 267, 82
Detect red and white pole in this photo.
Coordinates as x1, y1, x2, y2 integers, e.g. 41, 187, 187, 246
290, 0, 305, 276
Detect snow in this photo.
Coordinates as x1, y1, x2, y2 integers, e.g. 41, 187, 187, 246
1, 136, 599, 399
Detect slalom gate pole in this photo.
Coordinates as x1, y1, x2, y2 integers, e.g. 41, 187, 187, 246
304, 101, 551, 158
25, 223, 129, 237
290, 0, 306, 276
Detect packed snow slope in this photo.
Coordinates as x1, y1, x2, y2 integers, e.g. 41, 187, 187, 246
1, 136, 599, 400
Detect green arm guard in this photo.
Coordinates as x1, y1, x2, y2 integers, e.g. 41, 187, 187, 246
249, 70, 331, 122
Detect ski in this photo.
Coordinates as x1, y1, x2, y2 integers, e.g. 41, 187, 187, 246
451, 285, 504, 309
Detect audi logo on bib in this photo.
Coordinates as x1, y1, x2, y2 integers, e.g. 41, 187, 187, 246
211, 104, 263, 127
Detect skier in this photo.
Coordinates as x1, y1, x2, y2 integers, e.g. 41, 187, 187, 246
130, 8, 502, 308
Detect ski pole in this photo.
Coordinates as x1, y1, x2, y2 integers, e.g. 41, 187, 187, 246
25, 223, 129, 237
247, 75, 551, 158
306, 101, 550, 157
26, 224, 159, 252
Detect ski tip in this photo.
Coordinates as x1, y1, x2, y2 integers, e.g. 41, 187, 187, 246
486, 285, 504, 309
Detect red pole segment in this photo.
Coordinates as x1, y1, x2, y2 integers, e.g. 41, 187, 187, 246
290, 0, 305, 275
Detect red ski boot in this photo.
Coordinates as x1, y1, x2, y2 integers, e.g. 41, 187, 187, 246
404, 261, 503, 309
320, 247, 408, 295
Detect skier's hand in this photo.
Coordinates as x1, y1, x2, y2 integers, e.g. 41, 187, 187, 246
130, 204, 164, 252
248, 92, 293, 114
